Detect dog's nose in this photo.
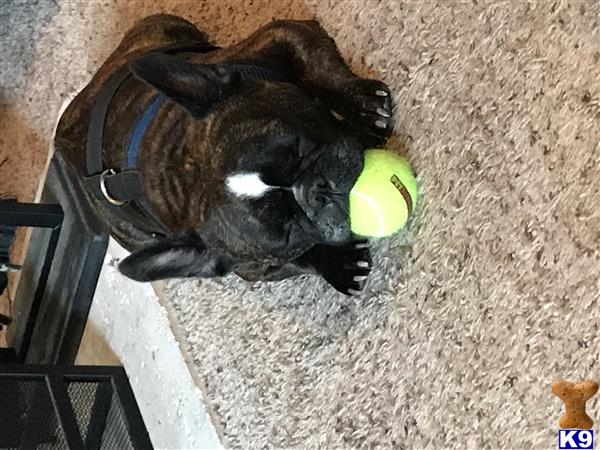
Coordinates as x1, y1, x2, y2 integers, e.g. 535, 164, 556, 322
335, 145, 349, 160
293, 175, 330, 215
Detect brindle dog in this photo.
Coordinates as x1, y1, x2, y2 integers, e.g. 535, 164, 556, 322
55, 14, 394, 295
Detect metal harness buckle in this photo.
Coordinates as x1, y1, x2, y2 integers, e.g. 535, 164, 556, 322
99, 169, 126, 206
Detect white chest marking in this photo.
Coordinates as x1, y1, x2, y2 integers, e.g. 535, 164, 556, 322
226, 172, 274, 198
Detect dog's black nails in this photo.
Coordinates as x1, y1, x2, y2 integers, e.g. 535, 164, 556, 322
375, 90, 388, 97
376, 107, 390, 118
375, 119, 387, 129
330, 109, 345, 121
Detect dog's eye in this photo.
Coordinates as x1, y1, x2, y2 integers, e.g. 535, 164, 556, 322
309, 193, 327, 209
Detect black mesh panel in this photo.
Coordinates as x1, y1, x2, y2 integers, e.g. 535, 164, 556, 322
0, 378, 68, 449
66, 380, 135, 450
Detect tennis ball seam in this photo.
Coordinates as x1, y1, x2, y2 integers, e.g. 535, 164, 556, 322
390, 174, 414, 216
350, 190, 385, 237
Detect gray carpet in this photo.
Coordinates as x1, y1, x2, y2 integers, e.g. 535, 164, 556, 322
2, 1, 599, 448
166, 2, 600, 448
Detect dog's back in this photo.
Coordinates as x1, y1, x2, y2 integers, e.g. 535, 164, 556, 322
53, 15, 214, 250
55, 14, 210, 174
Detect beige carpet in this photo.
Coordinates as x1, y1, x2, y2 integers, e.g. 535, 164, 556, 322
2, 1, 600, 448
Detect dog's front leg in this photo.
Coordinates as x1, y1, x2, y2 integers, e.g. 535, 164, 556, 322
220, 20, 395, 148
295, 240, 372, 295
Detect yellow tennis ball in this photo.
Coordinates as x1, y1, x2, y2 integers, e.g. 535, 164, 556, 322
349, 149, 418, 237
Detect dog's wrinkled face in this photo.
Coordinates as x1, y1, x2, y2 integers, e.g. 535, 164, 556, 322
205, 83, 363, 262
119, 54, 363, 281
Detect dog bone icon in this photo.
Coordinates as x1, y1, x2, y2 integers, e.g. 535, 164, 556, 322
551, 380, 599, 429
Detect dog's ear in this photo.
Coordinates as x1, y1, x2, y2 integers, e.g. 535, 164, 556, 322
130, 52, 242, 115
118, 231, 229, 282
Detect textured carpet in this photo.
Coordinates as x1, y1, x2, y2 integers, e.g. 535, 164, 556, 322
166, 2, 600, 448
2, 1, 600, 449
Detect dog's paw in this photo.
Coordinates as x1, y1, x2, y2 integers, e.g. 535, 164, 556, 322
313, 240, 372, 295
332, 79, 395, 148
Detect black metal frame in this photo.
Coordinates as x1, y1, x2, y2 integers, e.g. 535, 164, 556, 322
0, 364, 153, 449
5, 154, 109, 364
0, 199, 63, 360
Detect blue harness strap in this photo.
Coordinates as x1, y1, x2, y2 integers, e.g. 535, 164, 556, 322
126, 94, 166, 168
83, 41, 221, 237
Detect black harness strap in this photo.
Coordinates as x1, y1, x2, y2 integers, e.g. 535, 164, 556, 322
84, 41, 285, 237
85, 169, 145, 205
85, 65, 132, 178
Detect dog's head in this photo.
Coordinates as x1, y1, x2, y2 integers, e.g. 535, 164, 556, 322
119, 53, 363, 282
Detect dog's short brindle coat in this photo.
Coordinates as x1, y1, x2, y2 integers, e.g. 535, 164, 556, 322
55, 15, 395, 295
